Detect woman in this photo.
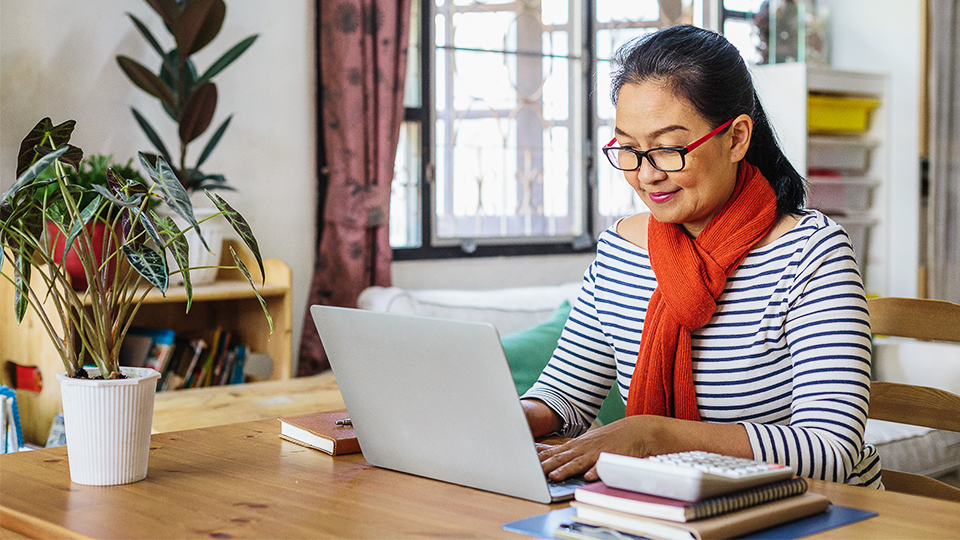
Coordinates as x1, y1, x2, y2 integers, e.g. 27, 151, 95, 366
521, 25, 882, 488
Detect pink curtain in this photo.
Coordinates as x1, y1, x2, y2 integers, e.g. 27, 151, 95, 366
298, 0, 411, 375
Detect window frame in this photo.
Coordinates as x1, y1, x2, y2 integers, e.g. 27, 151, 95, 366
393, 0, 599, 261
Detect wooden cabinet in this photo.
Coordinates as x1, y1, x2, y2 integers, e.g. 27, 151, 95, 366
0, 240, 292, 446
752, 63, 890, 295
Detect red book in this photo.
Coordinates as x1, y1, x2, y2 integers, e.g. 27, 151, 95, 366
278, 411, 361, 456
574, 477, 808, 522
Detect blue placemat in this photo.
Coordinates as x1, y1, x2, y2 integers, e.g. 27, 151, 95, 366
503, 504, 877, 539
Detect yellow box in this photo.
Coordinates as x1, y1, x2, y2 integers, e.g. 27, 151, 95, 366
807, 94, 880, 134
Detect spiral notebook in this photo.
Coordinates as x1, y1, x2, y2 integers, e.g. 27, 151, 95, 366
573, 477, 809, 522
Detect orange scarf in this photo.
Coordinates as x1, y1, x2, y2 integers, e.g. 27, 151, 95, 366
625, 162, 778, 420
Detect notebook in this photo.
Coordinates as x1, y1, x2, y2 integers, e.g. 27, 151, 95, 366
310, 305, 586, 503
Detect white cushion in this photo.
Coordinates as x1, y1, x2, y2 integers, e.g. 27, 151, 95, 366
869, 337, 960, 478
358, 283, 581, 335
865, 419, 960, 477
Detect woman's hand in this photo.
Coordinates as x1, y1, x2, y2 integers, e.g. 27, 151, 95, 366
536, 415, 659, 481
536, 416, 753, 482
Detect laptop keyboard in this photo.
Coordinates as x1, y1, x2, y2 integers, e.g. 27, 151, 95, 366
547, 475, 589, 499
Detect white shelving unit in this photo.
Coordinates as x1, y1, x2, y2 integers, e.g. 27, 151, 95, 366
751, 63, 890, 295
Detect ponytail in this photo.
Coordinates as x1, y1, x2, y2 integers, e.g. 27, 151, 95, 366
745, 91, 806, 216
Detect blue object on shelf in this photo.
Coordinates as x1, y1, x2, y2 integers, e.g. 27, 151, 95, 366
0, 386, 24, 453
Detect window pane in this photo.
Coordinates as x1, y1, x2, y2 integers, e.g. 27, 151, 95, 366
723, 0, 765, 13
723, 17, 762, 65
433, 0, 584, 243
596, 0, 662, 24
390, 122, 422, 248
592, 0, 678, 232
404, 0, 422, 108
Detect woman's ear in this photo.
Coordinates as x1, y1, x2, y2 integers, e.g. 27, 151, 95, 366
728, 114, 753, 163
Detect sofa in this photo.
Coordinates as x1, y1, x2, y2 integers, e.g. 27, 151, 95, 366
358, 284, 960, 484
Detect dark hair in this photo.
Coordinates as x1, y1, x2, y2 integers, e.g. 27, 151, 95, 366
610, 25, 805, 217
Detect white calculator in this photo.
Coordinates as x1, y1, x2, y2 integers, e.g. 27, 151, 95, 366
596, 450, 795, 502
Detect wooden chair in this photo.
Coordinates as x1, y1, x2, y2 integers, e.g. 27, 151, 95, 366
867, 297, 960, 502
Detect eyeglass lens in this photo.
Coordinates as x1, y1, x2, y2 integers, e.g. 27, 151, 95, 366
608, 148, 685, 172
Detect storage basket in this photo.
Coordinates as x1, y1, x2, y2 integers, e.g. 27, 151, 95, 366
807, 176, 879, 213
807, 136, 878, 173
808, 94, 880, 133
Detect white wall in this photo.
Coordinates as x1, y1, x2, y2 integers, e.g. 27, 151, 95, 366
820, 0, 922, 297
391, 253, 594, 290
0, 1, 317, 362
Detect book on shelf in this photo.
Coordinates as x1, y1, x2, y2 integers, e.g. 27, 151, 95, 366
120, 327, 176, 373
151, 327, 252, 391
195, 328, 227, 388
278, 411, 361, 456
571, 491, 830, 540
165, 337, 207, 391
574, 477, 809, 523
142, 329, 177, 373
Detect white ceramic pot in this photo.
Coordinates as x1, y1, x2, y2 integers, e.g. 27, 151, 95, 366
167, 206, 224, 286
56, 367, 161, 486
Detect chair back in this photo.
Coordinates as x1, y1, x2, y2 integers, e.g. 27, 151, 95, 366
867, 297, 960, 502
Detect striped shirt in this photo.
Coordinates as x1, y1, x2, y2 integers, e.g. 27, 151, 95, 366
523, 211, 882, 487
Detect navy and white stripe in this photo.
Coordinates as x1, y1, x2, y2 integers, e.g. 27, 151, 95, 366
523, 211, 882, 488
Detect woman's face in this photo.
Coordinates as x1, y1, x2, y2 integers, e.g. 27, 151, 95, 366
613, 80, 749, 237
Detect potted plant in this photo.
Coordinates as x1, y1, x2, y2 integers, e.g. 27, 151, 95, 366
0, 117, 271, 485
116, 0, 258, 284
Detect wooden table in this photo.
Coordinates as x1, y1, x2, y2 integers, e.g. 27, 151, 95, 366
152, 373, 345, 433
3, 418, 959, 539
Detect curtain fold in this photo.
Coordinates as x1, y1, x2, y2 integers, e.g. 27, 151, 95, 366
927, 0, 960, 303
298, 0, 411, 375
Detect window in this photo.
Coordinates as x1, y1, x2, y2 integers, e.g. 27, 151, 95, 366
392, 1, 765, 258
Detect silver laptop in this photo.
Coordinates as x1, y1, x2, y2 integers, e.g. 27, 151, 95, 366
310, 305, 585, 503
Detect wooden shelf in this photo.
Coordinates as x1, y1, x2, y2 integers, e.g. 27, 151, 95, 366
0, 240, 293, 446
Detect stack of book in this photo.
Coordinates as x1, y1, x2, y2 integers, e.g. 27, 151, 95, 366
562, 466, 830, 540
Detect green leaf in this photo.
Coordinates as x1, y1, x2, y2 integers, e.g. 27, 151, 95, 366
179, 81, 217, 145
195, 115, 231, 169
198, 34, 258, 82
138, 208, 164, 253
16, 119, 80, 177
117, 56, 177, 110
125, 12, 178, 77
13, 253, 31, 323
131, 109, 173, 163
90, 184, 145, 210
139, 153, 209, 252
34, 144, 84, 174
121, 244, 168, 293
207, 191, 264, 285
3, 146, 69, 205
61, 196, 104, 261
155, 212, 192, 311
230, 245, 272, 334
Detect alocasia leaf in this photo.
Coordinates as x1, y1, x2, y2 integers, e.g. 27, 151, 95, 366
139, 153, 210, 252
154, 212, 192, 311
13, 254, 31, 323
207, 191, 264, 285
121, 244, 169, 293
230, 246, 272, 333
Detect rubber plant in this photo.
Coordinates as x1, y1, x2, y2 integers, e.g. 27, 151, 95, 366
0, 118, 272, 379
116, 0, 257, 193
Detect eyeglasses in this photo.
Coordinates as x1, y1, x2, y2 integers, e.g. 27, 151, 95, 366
602, 118, 735, 173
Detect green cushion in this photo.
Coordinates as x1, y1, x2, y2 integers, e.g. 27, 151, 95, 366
501, 300, 626, 426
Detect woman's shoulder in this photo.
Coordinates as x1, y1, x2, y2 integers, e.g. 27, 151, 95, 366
611, 213, 649, 250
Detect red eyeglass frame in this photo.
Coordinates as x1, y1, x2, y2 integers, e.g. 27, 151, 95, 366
603, 117, 736, 172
